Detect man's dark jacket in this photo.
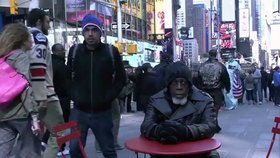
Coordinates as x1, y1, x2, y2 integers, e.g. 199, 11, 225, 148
67, 42, 126, 112
137, 71, 161, 111
141, 87, 217, 141
198, 58, 230, 92
52, 54, 69, 98
261, 69, 268, 87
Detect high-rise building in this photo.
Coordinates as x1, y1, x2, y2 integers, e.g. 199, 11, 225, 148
182, 39, 199, 63
258, 0, 273, 67
186, 0, 194, 28
193, 4, 206, 54
193, 0, 210, 8
177, 0, 193, 29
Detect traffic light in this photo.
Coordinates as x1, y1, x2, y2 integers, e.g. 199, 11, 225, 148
127, 44, 137, 55
9, 0, 18, 15
113, 42, 125, 54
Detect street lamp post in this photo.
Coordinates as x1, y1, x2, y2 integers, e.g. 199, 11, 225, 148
172, 4, 177, 61
172, 1, 180, 62
217, 0, 220, 51
117, 0, 122, 42
52, 0, 57, 43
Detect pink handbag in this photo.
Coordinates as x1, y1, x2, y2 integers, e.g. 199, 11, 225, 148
0, 51, 29, 108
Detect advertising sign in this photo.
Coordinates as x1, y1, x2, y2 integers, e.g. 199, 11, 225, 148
239, 8, 250, 38
122, 0, 143, 19
131, 0, 142, 19
146, 1, 155, 38
155, 0, 165, 34
66, 0, 113, 26
220, 48, 236, 61
66, 0, 89, 23
90, 2, 113, 28
211, 12, 218, 39
220, 22, 236, 49
205, 10, 210, 28
136, 0, 143, 19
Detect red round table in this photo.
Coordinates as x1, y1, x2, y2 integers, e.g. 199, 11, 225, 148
125, 136, 221, 157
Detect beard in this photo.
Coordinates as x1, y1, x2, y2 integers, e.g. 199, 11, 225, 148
42, 27, 48, 35
172, 97, 188, 106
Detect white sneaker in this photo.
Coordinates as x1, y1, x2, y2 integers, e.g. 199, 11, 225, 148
57, 149, 70, 156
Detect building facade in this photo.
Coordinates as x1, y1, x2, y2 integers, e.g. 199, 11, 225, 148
182, 39, 199, 63
193, 4, 207, 55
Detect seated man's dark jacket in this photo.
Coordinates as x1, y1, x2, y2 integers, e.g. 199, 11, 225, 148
141, 87, 217, 141
66, 41, 126, 112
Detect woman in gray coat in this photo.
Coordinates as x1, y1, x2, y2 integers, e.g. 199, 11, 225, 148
0, 23, 41, 158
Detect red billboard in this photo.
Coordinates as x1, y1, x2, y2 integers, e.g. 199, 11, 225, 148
66, 0, 112, 28
239, 8, 250, 38
219, 22, 236, 49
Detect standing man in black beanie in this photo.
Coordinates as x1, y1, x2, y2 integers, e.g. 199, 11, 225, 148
67, 14, 126, 158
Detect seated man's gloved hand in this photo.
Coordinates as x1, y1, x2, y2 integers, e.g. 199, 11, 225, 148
151, 124, 178, 144
158, 125, 178, 144
159, 135, 178, 144
151, 124, 164, 139
161, 120, 188, 140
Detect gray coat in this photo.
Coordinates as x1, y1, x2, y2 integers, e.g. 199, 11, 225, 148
140, 87, 217, 141
244, 74, 255, 90
0, 50, 37, 121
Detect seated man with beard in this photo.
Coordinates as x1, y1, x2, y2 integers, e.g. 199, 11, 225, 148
140, 61, 220, 158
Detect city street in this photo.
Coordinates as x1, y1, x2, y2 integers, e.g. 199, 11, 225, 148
69, 101, 280, 158
9, 100, 280, 158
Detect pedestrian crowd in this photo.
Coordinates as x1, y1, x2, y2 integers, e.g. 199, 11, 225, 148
0, 8, 278, 158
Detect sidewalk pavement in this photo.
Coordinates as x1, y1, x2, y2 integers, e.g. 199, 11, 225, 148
11, 100, 279, 158
82, 101, 280, 158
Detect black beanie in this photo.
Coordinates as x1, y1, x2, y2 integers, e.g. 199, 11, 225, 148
165, 61, 192, 86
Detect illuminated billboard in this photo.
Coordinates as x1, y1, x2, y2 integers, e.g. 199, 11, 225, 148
211, 12, 218, 39
155, 0, 165, 34
220, 22, 236, 49
66, 0, 88, 23
146, 0, 155, 38
122, 0, 143, 19
239, 8, 250, 38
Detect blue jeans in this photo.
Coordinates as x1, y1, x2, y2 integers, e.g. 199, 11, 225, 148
254, 81, 263, 102
69, 108, 117, 158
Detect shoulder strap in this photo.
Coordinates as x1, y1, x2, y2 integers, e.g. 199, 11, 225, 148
1, 51, 17, 60
108, 44, 115, 68
72, 44, 79, 64
108, 44, 116, 81
71, 44, 80, 79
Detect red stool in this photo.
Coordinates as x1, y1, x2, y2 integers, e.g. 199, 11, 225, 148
53, 121, 87, 158
266, 117, 280, 158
